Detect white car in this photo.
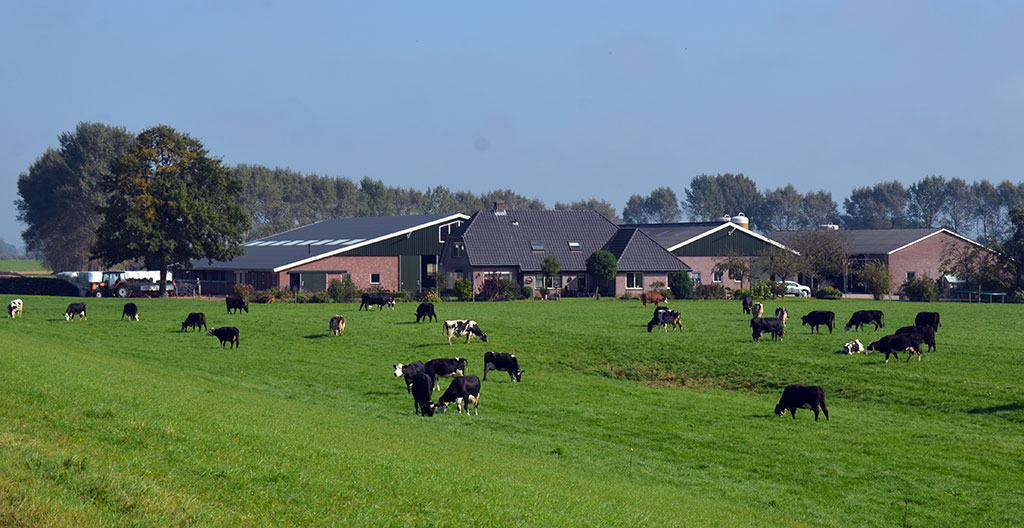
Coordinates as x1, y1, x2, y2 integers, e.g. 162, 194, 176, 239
784, 280, 811, 297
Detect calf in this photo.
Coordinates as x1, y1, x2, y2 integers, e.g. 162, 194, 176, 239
801, 311, 835, 334
360, 292, 395, 311
868, 334, 921, 363
774, 306, 788, 326
64, 302, 87, 322
329, 314, 346, 336
181, 312, 207, 332
751, 317, 785, 342
741, 296, 753, 315
425, 357, 467, 390
483, 352, 524, 382
640, 292, 667, 307
410, 373, 436, 416
774, 385, 829, 421
121, 302, 139, 321
842, 339, 865, 354
647, 307, 682, 332
914, 312, 941, 332
394, 361, 427, 393
895, 325, 936, 352
751, 302, 764, 319
8, 298, 23, 318
845, 310, 884, 331
226, 296, 249, 314
443, 320, 487, 345
416, 302, 437, 323
207, 326, 240, 348
437, 375, 481, 416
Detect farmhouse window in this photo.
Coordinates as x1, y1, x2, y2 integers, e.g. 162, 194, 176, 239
452, 242, 466, 258
690, 272, 701, 284
713, 272, 723, 283
371, 273, 381, 285
626, 272, 643, 290
907, 271, 916, 280
576, 273, 587, 291
536, 274, 562, 289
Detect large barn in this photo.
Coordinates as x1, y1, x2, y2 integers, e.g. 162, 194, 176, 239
184, 213, 468, 296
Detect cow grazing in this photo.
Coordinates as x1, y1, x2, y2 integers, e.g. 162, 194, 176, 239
742, 296, 753, 315
640, 292, 667, 307
751, 302, 764, 319
329, 314, 346, 336
483, 352, 524, 382
410, 373, 436, 416
394, 361, 426, 393
775, 306, 788, 326
443, 320, 487, 345
121, 302, 139, 321
842, 339, 865, 354
774, 385, 829, 421
801, 311, 835, 334
648, 307, 682, 332
425, 357, 467, 390
868, 334, 921, 363
360, 292, 395, 311
751, 317, 785, 342
226, 296, 249, 314
181, 312, 207, 332
845, 310, 884, 331
914, 312, 941, 332
8, 298, 23, 318
895, 325, 936, 352
437, 375, 481, 416
64, 302, 87, 322
207, 326, 240, 348
416, 302, 437, 323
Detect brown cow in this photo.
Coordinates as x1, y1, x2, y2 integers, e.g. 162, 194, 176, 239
640, 292, 667, 307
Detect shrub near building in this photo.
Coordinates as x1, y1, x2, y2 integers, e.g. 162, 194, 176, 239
900, 274, 939, 301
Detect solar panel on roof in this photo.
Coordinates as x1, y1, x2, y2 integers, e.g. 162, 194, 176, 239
343, 238, 365, 245
283, 240, 306, 246
270, 241, 291, 246
326, 239, 349, 245
310, 240, 332, 245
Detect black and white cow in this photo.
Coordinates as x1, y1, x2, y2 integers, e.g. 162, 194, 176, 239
774, 306, 788, 326
914, 312, 941, 332
845, 310, 884, 331
483, 352, 524, 382
751, 317, 785, 342
751, 302, 764, 319
801, 311, 835, 334
181, 312, 207, 332
647, 307, 682, 332
64, 302, 87, 322
360, 292, 395, 311
437, 375, 481, 415
774, 385, 829, 421
8, 298, 23, 318
226, 296, 249, 314
394, 361, 426, 393
443, 320, 487, 345
207, 326, 240, 348
416, 302, 437, 323
895, 325, 936, 352
329, 314, 346, 336
410, 373, 436, 416
868, 334, 921, 363
121, 302, 139, 321
425, 357, 467, 390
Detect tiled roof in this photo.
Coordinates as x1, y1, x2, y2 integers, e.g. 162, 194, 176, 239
603, 228, 690, 272
624, 222, 790, 252
769, 228, 952, 255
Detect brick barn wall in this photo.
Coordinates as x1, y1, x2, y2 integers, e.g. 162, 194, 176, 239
285, 255, 400, 291
888, 232, 975, 292
682, 256, 750, 289
614, 272, 670, 298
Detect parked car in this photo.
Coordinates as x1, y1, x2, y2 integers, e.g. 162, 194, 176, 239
784, 280, 811, 297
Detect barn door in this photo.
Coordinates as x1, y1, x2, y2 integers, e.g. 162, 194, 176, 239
400, 255, 420, 292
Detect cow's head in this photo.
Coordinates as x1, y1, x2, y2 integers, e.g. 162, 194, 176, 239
844, 324, 853, 331
512, 369, 524, 382
774, 404, 786, 417
243, 303, 249, 313
64, 312, 72, 322
420, 401, 436, 417
471, 325, 488, 342
393, 364, 405, 377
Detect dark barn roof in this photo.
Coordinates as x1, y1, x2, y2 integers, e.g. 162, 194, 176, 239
604, 228, 691, 272
624, 222, 790, 255
769, 228, 976, 255
193, 213, 468, 271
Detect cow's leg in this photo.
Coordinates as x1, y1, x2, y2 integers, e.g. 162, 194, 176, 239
471, 394, 479, 415
820, 399, 829, 420
812, 406, 820, 421
789, 407, 797, 419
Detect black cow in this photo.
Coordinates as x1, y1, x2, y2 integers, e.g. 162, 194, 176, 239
751, 317, 785, 342
207, 326, 240, 348
896, 325, 936, 352
410, 373, 435, 416
914, 312, 941, 332
425, 357, 467, 390
360, 292, 395, 311
868, 334, 921, 363
845, 310, 884, 331
181, 312, 207, 332
774, 385, 829, 421
121, 302, 139, 321
443, 320, 487, 345
801, 311, 835, 334
647, 307, 682, 332
226, 296, 249, 314
394, 361, 426, 393
741, 296, 753, 315
483, 352, 524, 382
64, 302, 87, 322
416, 302, 437, 323
438, 375, 481, 415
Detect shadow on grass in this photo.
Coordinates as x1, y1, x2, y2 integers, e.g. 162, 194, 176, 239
968, 403, 1024, 415
303, 334, 335, 340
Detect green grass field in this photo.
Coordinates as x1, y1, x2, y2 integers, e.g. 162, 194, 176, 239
0, 260, 48, 273
0, 295, 1021, 527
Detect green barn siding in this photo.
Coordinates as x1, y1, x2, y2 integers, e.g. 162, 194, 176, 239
345, 228, 445, 257
671, 231, 774, 257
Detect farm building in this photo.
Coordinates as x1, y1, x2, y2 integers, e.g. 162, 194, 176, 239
624, 216, 792, 289
441, 203, 689, 297
184, 213, 468, 295
770, 227, 984, 293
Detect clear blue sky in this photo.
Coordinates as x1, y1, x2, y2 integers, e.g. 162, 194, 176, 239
3, 1, 1023, 250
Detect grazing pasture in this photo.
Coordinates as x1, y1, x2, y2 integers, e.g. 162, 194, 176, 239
0, 296, 1022, 526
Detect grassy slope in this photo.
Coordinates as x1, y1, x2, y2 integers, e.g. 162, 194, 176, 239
0, 260, 47, 272
0, 296, 1021, 527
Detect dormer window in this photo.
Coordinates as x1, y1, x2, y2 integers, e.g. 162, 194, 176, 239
530, 241, 544, 251
568, 241, 581, 251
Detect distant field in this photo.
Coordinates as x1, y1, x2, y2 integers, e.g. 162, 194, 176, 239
0, 260, 48, 273
0, 296, 1021, 526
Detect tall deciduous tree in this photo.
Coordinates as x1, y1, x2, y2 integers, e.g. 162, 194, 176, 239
682, 173, 762, 226
760, 185, 802, 231
16, 122, 134, 271
621, 188, 681, 224
907, 175, 947, 228
841, 181, 909, 229
788, 230, 848, 289
555, 198, 619, 223
941, 178, 974, 235
94, 125, 249, 296
799, 190, 839, 229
